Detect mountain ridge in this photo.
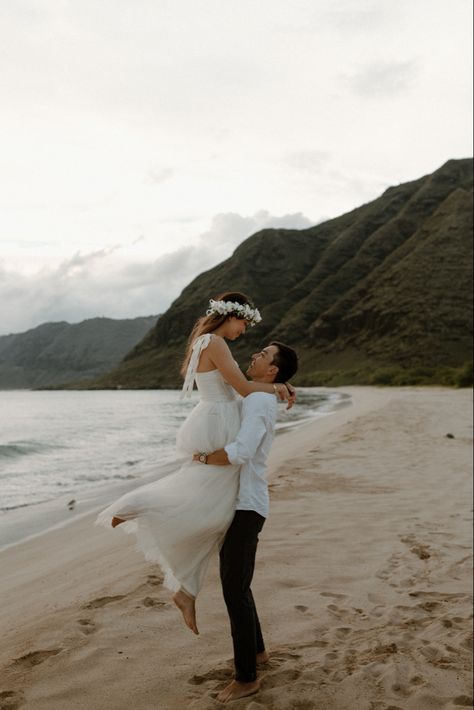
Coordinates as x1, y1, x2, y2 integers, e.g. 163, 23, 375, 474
49, 158, 474, 388
0, 315, 159, 389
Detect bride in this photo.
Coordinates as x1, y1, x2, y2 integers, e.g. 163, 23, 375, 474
96, 292, 292, 634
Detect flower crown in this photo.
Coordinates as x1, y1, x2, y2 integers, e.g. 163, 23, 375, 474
206, 299, 262, 326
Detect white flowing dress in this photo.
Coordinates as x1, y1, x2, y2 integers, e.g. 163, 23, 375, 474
95, 334, 241, 598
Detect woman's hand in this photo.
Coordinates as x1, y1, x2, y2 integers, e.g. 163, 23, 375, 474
286, 382, 297, 409
274, 383, 296, 410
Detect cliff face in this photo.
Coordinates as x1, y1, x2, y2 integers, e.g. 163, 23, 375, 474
0, 316, 159, 388
82, 158, 473, 388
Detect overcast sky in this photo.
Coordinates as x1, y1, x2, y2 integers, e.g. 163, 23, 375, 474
1, 0, 472, 335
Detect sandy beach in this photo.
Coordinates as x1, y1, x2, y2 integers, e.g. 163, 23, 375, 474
0, 387, 472, 710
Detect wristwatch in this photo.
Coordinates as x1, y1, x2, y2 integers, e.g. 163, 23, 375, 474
198, 452, 208, 464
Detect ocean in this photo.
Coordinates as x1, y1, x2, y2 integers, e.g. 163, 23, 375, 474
0, 388, 350, 547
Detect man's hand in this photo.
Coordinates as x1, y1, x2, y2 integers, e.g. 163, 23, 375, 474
192, 449, 231, 465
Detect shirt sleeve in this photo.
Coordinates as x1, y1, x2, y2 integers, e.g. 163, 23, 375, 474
224, 396, 269, 465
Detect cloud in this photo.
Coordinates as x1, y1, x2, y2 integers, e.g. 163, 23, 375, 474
343, 60, 418, 98
55, 246, 121, 277
198, 210, 313, 247
0, 210, 315, 335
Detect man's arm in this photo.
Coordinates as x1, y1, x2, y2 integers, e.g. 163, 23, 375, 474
194, 394, 270, 467
193, 449, 230, 465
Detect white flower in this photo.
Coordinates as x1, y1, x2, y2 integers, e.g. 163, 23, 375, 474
206, 299, 262, 326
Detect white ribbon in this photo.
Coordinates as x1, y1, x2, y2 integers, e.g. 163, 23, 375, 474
180, 333, 213, 398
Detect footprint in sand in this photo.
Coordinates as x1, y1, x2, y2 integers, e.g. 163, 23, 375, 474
375, 551, 404, 581
326, 603, 345, 618
326, 604, 366, 622
141, 597, 168, 609
82, 595, 125, 609
400, 535, 431, 560
417, 600, 441, 613
270, 651, 302, 664
409, 591, 467, 602
322, 650, 339, 670
335, 627, 352, 639
0, 691, 25, 710
310, 640, 329, 648
410, 545, 431, 560
146, 574, 163, 587
188, 668, 232, 685
11, 649, 62, 669
397, 612, 432, 631
320, 592, 347, 600
260, 668, 301, 689
295, 605, 308, 613
419, 643, 456, 667
278, 579, 305, 589
77, 618, 96, 635
452, 696, 474, 706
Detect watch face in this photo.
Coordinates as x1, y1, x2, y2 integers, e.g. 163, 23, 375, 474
199, 454, 206, 463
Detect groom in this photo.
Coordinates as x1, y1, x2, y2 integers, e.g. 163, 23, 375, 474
193, 341, 298, 703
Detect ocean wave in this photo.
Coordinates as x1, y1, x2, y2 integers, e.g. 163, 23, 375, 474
0, 500, 47, 512
74, 472, 137, 483
0, 441, 61, 459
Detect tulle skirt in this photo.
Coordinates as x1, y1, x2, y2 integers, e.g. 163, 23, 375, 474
96, 399, 241, 598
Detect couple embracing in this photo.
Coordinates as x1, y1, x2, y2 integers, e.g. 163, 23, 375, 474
97, 291, 298, 703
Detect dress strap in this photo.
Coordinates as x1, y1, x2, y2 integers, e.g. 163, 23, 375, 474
180, 333, 213, 398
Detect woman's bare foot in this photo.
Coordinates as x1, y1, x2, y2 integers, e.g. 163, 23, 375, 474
172, 590, 199, 635
217, 679, 260, 703
111, 516, 125, 528
256, 650, 270, 665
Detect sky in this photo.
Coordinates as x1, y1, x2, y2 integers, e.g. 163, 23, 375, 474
0, 0, 472, 335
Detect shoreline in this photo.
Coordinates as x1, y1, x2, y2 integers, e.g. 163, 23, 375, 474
0, 386, 472, 710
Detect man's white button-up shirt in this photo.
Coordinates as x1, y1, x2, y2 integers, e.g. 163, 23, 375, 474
224, 392, 278, 519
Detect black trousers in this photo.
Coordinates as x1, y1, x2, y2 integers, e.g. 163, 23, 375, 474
219, 510, 266, 683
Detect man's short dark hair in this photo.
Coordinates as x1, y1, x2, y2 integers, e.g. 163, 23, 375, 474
269, 341, 298, 383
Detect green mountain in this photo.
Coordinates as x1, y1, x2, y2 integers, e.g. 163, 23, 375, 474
77, 158, 473, 389
0, 316, 159, 388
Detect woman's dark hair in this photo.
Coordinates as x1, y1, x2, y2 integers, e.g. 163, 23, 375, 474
269, 341, 298, 383
180, 291, 254, 377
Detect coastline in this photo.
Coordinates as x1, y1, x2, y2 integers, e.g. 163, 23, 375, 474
0, 386, 472, 709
